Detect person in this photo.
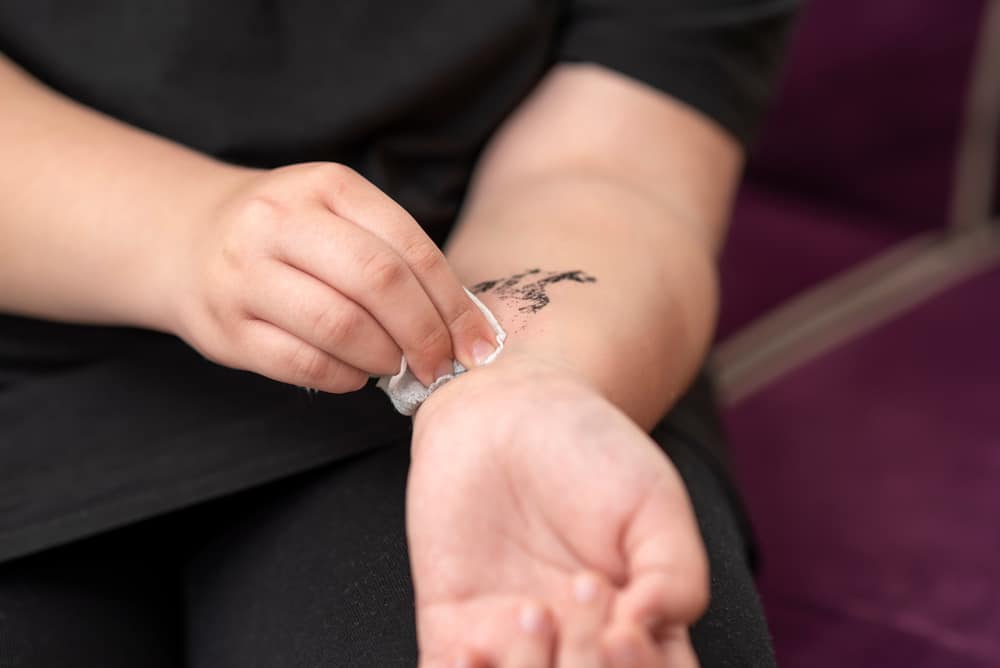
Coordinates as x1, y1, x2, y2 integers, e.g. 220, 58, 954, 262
0, 2, 797, 666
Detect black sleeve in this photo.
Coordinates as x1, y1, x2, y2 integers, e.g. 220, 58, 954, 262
555, 0, 801, 145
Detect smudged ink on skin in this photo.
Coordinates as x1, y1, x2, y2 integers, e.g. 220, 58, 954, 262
471, 269, 597, 329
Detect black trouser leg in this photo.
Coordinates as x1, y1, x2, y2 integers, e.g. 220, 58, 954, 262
0, 402, 774, 668
183, 442, 419, 668
183, 432, 775, 667
0, 527, 183, 668
658, 429, 777, 667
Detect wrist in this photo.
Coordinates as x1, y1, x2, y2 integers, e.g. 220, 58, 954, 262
417, 280, 688, 431
151, 162, 260, 337
413, 347, 598, 427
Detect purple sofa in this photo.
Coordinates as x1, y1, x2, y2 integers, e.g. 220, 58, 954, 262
713, 1, 1000, 666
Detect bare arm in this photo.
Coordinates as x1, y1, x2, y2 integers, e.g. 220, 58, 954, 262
0, 53, 498, 388
0, 53, 245, 330
430, 63, 743, 428
408, 63, 745, 667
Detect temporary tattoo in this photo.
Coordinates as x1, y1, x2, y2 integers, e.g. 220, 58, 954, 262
470, 268, 597, 329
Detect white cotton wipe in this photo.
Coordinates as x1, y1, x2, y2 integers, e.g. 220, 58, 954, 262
376, 288, 506, 415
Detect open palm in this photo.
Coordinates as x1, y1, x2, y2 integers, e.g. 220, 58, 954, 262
408, 369, 708, 667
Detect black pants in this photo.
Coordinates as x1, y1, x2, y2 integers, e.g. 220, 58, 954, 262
0, 424, 774, 667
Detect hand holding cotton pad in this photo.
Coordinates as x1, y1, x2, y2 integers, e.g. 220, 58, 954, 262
376, 289, 506, 415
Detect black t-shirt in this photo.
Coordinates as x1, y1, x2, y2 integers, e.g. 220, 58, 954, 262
0, 0, 797, 561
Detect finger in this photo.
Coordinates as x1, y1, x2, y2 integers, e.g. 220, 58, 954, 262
421, 650, 491, 668
237, 318, 368, 393
602, 624, 672, 668
278, 209, 454, 386
615, 479, 709, 628
557, 572, 614, 668
502, 602, 554, 668
309, 163, 499, 369
614, 564, 708, 631
658, 626, 699, 668
245, 259, 401, 376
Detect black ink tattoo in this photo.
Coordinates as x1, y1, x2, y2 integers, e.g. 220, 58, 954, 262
470, 269, 597, 329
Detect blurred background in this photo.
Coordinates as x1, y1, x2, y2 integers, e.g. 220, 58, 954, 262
711, 0, 1000, 665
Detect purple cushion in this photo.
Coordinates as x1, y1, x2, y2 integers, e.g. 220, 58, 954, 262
718, 0, 985, 337
726, 266, 1000, 668
716, 1, 997, 664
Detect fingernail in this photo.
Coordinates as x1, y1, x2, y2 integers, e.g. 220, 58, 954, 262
434, 358, 455, 381
471, 338, 496, 366
452, 656, 473, 668
519, 602, 547, 634
574, 573, 598, 603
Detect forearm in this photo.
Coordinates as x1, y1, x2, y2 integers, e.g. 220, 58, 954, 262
445, 176, 719, 429
438, 66, 742, 429
0, 53, 247, 330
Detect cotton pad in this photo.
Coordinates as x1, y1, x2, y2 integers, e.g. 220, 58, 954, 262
376, 288, 506, 415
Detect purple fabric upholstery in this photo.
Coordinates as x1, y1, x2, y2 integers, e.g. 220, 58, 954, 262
715, 0, 998, 665
995, 134, 1000, 214
718, 0, 984, 338
726, 266, 1000, 667
717, 188, 904, 340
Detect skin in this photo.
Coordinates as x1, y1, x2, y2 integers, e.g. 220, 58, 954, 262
412, 65, 742, 666
0, 46, 742, 668
0, 54, 499, 388
411, 356, 706, 668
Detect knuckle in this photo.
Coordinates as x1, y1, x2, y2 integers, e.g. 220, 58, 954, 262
410, 319, 450, 359
402, 237, 445, 276
236, 194, 286, 226
359, 250, 407, 292
217, 237, 245, 274
225, 194, 287, 252
304, 162, 356, 194
444, 301, 480, 336
285, 343, 330, 385
217, 234, 261, 280
315, 303, 361, 347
